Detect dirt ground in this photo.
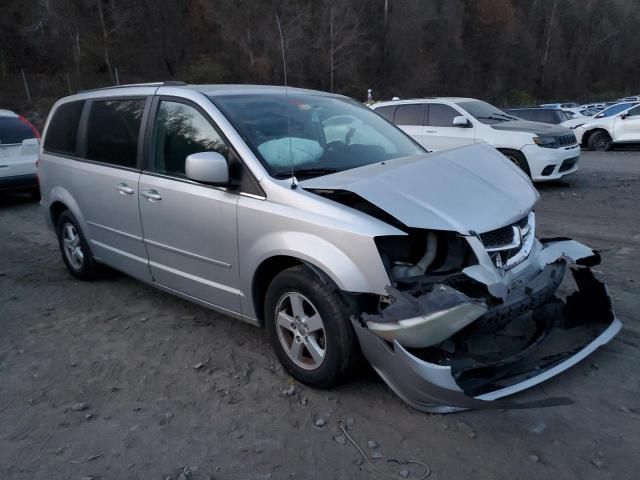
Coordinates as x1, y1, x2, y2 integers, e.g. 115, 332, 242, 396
1, 151, 639, 480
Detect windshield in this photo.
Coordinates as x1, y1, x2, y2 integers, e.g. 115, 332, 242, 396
212, 94, 424, 178
599, 102, 637, 117
456, 100, 517, 124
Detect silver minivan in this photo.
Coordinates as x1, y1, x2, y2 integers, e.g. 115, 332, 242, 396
39, 83, 620, 412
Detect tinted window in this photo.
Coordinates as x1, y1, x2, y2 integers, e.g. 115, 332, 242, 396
43, 101, 84, 154
153, 101, 229, 177
428, 104, 459, 127
627, 105, 640, 116
374, 105, 397, 122
86, 99, 145, 168
394, 104, 424, 126
0, 117, 36, 144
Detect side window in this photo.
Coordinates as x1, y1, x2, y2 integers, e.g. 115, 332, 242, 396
374, 105, 397, 122
43, 101, 84, 155
427, 104, 458, 127
626, 105, 640, 116
153, 100, 229, 177
85, 99, 145, 168
394, 104, 424, 126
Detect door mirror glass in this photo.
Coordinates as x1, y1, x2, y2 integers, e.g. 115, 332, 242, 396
453, 115, 471, 127
185, 152, 229, 185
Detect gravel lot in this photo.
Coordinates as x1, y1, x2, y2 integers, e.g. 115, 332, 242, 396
1, 151, 639, 480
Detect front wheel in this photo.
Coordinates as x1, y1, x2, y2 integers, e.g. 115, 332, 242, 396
588, 131, 612, 151
264, 265, 358, 388
499, 149, 531, 177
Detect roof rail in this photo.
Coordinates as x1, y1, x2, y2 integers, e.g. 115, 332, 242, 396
78, 81, 187, 94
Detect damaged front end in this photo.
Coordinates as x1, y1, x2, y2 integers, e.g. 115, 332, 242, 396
355, 233, 621, 413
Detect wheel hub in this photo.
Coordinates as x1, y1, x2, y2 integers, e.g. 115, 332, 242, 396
275, 292, 327, 370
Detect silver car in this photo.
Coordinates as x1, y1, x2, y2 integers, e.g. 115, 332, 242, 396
39, 83, 620, 412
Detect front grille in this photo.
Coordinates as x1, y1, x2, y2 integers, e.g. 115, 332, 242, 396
559, 156, 578, 172
479, 212, 535, 270
557, 134, 577, 147
480, 225, 516, 249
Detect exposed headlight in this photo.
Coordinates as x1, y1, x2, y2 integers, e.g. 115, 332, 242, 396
533, 136, 557, 148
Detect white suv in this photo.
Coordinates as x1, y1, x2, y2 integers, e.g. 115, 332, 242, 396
575, 103, 640, 151
0, 109, 40, 197
371, 98, 580, 182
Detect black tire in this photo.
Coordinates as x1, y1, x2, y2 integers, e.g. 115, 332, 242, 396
30, 188, 40, 201
264, 265, 358, 388
56, 210, 99, 280
499, 149, 531, 177
587, 130, 612, 151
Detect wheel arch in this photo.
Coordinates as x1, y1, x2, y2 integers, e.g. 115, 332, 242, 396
582, 128, 610, 148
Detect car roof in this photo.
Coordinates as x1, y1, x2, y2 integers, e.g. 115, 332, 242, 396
71, 82, 341, 99
0, 109, 18, 118
372, 97, 476, 108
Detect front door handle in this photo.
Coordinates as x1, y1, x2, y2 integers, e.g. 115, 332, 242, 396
116, 183, 134, 195
425, 130, 437, 133
141, 189, 162, 201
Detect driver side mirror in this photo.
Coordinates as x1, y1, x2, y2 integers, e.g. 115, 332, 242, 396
453, 115, 471, 128
620, 113, 629, 120
595, 113, 604, 119
185, 152, 229, 185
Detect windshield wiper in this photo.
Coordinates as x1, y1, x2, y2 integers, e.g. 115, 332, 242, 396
274, 167, 340, 179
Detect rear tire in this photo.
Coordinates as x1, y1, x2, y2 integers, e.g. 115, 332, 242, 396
56, 210, 99, 280
587, 130, 612, 151
264, 265, 357, 388
499, 149, 531, 177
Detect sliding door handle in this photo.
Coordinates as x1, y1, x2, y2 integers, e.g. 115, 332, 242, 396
116, 183, 134, 195
141, 189, 162, 201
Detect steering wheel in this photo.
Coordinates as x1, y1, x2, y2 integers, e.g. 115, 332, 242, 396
325, 141, 347, 154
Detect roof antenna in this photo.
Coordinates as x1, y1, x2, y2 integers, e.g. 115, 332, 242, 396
275, 14, 297, 189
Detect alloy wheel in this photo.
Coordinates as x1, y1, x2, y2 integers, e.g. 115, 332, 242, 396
62, 223, 84, 270
275, 292, 327, 370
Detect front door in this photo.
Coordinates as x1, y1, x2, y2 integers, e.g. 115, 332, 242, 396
613, 105, 640, 142
138, 98, 241, 313
424, 103, 475, 151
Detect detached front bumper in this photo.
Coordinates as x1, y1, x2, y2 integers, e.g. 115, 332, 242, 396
354, 240, 621, 413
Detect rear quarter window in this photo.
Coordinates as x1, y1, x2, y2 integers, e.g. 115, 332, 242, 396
44, 101, 85, 155
0, 117, 35, 144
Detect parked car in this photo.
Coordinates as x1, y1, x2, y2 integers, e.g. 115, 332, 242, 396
505, 107, 573, 124
0, 109, 40, 198
561, 101, 638, 129
39, 83, 620, 412
575, 103, 640, 151
371, 98, 579, 181
618, 96, 640, 102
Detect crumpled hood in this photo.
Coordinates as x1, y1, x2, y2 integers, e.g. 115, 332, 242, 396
301, 143, 539, 234
491, 119, 573, 135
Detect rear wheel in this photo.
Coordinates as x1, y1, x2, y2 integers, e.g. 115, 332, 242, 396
499, 149, 531, 177
56, 210, 99, 280
587, 131, 612, 151
264, 265, 357, 388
